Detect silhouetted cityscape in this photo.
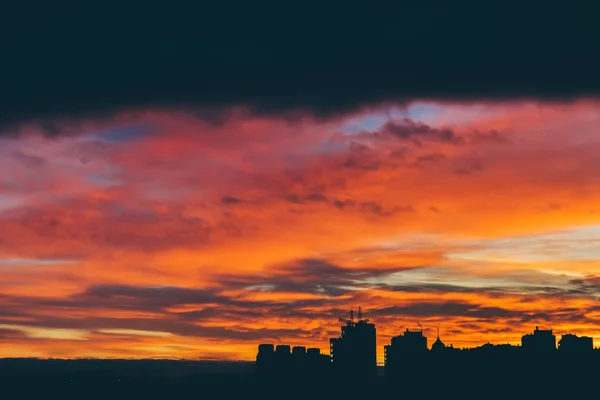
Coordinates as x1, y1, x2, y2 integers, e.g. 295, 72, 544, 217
2, 308, 599, 398
256, 307, 599, 384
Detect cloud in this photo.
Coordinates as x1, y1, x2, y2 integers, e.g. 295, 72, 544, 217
411, 153, 447, 168
380, 119, 464, 145
216, 258, 413, 298
221, 196, 244, 204
332, 199, 356, 210
1, 3, 599, 126
1, 100, 600, 360
358, 202, 415, 216
0, 328, 27, 340
285, 193, 329, 204
371, 302, 520, 320
0, 283, 333, 342
568, 276, 600, 295
343, 143, 382, 170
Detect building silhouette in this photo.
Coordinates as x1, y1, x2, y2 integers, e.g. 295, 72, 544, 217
306, 347, 330, 374
255, 343, 329, 378
291, 346, 306, 371
274, 344, 291, 374
384, 327, 428, 379
430, 328, 456, 353
329, 307, 377, 380
431, 333, 446, 352
521, 326, 556, 352
385, 328, 428, 353
256, 344, 275, 375
558, 333, 593, 352
255, 315, 599, 386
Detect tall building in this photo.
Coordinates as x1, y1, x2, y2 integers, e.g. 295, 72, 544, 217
256, 344, 275, 375
384, 328, 428, 378
558, 334, 593, 352
329, 307, 377, 379
521, 326, 556, 352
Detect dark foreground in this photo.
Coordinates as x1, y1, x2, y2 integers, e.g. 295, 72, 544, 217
0, 358, 597, 399
0, 373, 594, 399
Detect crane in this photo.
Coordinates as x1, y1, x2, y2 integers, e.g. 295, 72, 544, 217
357, 306, 370, 323
337, 306, 372, 326
338, 309, 355, 326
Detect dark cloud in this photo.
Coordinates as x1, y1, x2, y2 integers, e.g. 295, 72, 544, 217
285, 193, 329, 204
520, 313, 553, 323
2, 269, 600, 343
371, 302, 520, 320
217, 258, 415, 298
385, 284, 488, 294
468, 129, 511, 145
0, 284, 339, 341
285, 194, 303, 204
75, 285, 224, 311
343, 143, 382, 170
305, 193, 328, 202
380, 119, 464, 145
2, 2, 598, 128
220, 196, 244, 204
357, 121, 507, 158
0, 328, 26, 340
411, 153, 447, 168
332, 199, 356, 210
213, 259, 600, 306
379, 276, 600, 299
359, 202, 415, 216
568, 276, 600, 295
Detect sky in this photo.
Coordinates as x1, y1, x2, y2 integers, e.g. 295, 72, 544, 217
1, 2, 600, 365
1, 99, 600, 364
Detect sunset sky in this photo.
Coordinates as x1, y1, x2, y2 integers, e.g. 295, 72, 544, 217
1, 3, 600, 365
2, 100, 600, 363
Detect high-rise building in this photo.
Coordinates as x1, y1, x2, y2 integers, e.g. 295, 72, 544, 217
329, 307, 377, 379
384, 328, 428, 378
521, 326, 556, 352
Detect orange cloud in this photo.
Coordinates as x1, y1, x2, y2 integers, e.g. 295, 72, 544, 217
2, 100, 600, 363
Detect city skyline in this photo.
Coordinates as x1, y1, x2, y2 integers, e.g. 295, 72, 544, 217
258, 310, 599, 366
255, 316, 600, 372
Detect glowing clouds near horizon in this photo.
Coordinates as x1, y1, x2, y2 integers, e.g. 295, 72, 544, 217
1, 100, 600, 363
